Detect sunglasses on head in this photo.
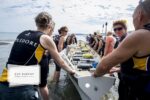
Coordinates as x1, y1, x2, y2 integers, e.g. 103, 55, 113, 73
114, 27, 123, 32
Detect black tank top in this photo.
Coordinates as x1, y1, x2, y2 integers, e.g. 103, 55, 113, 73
7, 30, 45, 66
121, 23, 150, 75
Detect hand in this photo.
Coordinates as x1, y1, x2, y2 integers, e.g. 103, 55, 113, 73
92, 71, 99, 77
109, 67, 120, 74
68, 69, 76, 75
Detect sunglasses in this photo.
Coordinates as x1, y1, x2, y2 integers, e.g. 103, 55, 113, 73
114, 27, 123, 32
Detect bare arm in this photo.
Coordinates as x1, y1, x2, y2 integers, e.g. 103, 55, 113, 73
104, 37, 110, 56
58, 37, 64, 52
91, 41, 95, 47
94, 32, 140, 77
93, 37, 98, 50
96, 40, 103, 53
40, 35, 74, 73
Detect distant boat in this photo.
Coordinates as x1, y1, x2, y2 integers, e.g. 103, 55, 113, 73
0, 41, 10, 45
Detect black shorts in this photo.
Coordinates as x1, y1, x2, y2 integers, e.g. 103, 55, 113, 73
39, 55, 50, 87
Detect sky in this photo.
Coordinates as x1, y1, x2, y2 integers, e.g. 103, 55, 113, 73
0, 0, 139, 34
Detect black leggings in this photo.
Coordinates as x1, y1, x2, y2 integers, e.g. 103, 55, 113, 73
118, 76, 150, 100
39, 55, 50, 87
55, 62, 61, 71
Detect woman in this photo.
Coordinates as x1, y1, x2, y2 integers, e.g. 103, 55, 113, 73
66, 34, 77, 45
96, 34, 103, 56
0, 12, 74, 100
104, 31, 116, 56
39, 21, 55, 100
113, 20, 127, 41
71, 34, 77, 44
92, 32, 99, 50
89, 34, 95, 47
53, 26, 68, 82
109, 20, 128, 100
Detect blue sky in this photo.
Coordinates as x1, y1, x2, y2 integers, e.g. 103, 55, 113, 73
0, 0, 139, 33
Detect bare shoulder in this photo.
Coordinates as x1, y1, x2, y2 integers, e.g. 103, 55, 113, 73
59, 36, 65, 41
40, 35, 55, 48
119, 29, 150, 49
126, 29, 149, 41
40, 35, 53, 42
130, 29, 150, 37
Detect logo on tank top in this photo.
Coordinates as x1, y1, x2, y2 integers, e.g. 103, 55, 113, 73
15, 38, 38, 47
25, 32, 31, 36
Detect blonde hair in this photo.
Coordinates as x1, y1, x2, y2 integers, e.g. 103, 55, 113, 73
107, 31, 113, 36
113, 20, 127, 30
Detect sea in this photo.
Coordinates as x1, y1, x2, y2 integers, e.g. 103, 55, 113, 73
0, 32, 118, 100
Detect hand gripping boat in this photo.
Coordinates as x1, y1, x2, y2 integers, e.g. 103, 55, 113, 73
60, 41, 115, 100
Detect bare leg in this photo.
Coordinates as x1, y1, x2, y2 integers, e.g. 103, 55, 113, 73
39, 85, 49, 100
53, 71, 60, 82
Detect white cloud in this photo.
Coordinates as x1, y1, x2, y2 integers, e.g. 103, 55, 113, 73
0, 0, 139, 33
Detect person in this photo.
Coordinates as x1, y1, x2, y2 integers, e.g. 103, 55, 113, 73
66, 35, 71, 45
94, 0, 150, 99
86, 34, 91, 43
53, 26, 68, 82
90, 32, 98, 48
66, 34, 77, 45
113, 34, 119, 49
71, 34, 77, 44
109, 20, 129, 100
0, 12, 74, 100
104, 31, 116, 56
39, 21, 55, 100
93, 32, 99, 50
113, 20, 128, 42
89, 34, 95, 47
110, 20, 128, 69
95, 34, 103, 55
100, 36, 106, 57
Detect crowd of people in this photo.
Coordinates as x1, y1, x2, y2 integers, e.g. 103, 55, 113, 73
0, 12, 77, 100
0, 0, 150, 100
87, 19, 127, 58
94, 0, 150, 100
52, 26, 77, 82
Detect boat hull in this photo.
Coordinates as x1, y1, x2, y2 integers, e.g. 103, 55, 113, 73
60, 44, 115, 100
